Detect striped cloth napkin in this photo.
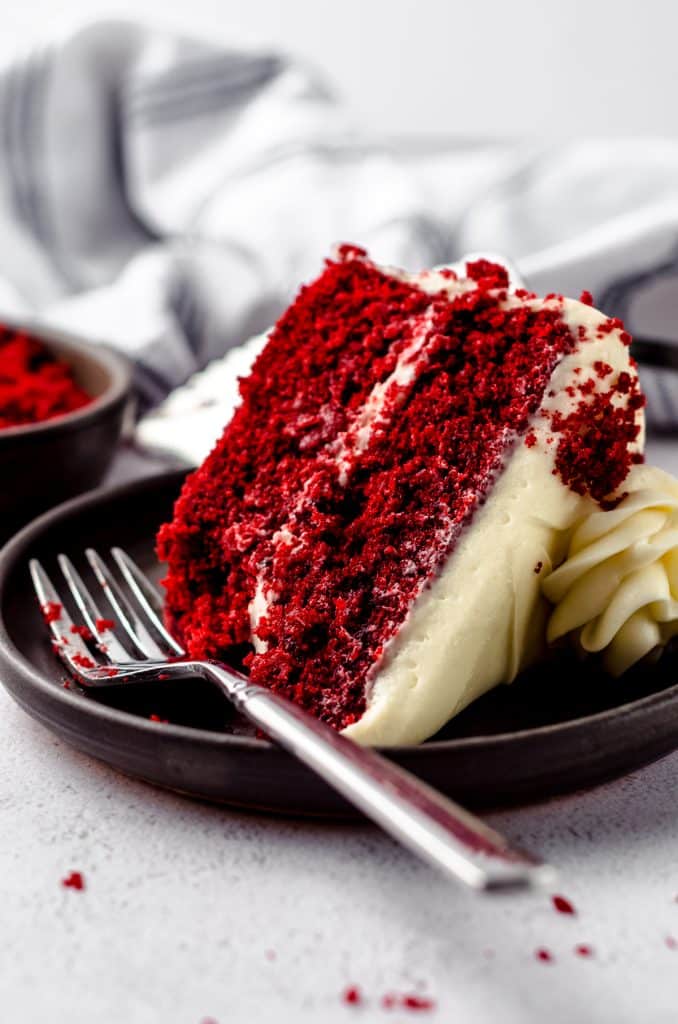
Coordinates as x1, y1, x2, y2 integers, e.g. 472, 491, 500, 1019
1, 19, 678, 448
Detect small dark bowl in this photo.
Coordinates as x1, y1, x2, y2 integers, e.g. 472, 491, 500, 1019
0, 325, 132, 540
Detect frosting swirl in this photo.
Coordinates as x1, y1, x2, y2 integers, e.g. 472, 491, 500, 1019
542, 466, 678, 675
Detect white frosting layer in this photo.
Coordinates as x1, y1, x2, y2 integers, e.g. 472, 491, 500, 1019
543, 465, 678, 675
344, 296, 643, 746
247, 274, 473, 651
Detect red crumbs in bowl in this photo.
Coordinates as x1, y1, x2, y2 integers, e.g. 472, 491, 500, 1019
0, 328, 91, 429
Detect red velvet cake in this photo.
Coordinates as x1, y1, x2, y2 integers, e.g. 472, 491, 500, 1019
157, 246, 645, 745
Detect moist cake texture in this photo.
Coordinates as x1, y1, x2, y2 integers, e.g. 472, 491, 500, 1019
0, 328, 90, 429
158, 246, 644, 743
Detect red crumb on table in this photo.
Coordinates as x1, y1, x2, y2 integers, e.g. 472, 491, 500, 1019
264, 949, 276, 961
41, 601, 62, 623
70, 624, 93, 641
382, 992, 435, 1012
61, 871, 85, 891
535, 948, 554, 963
0, 329, 90, 429
465, 258, 509, 290
665, 936, 677, 950
552, 894, 576, 915
149, 714, 168, 724
342, 986, 363, 1006
95, 618, 115, 632
574, 944, 593, 958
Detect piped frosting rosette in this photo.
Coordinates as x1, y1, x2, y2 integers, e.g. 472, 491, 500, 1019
542, 466, 678, 675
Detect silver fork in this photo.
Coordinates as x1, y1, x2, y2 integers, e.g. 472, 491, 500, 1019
30, 547, 555, 893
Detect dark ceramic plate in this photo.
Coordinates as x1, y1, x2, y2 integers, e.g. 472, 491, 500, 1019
1, 469, 678, 817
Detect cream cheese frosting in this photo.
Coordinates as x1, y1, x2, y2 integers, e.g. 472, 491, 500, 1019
542, 465, 678, 675
344, 291, 644, 746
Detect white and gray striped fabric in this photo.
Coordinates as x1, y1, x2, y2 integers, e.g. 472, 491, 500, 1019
1, 20, 678, 432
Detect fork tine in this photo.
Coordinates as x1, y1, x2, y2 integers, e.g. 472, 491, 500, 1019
85, 548, 167, 659
29, 559, 99, 677
57, 555, 136, 664
111, 548, 184, 656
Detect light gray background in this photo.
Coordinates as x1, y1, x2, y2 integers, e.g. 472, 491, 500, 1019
3, 3, 678, 1022
2, 0, 678, 138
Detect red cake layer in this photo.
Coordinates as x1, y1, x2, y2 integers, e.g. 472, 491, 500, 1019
157, 248, 641, 729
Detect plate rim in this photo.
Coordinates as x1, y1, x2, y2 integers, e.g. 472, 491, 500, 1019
1, 467, 677, 758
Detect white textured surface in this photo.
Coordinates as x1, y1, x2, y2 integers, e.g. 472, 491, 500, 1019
0, 438, 677, 1024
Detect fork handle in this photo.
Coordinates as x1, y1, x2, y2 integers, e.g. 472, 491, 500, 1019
202, 664, 554, 891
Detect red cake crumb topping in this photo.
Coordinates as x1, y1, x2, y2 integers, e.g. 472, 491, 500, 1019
401, 994, 436, 1012
466, 258, 509, 289
158, 250, 641, 730
535, 948, 553, 963
0, 328, 90, 429
335, 243, 368, 262
95, 618, 115, 632
575, 944, 593, 958
579, 290, 594, 306
548, 379, 643, 502
552, 894, 576, 915
62, 870, 85, 891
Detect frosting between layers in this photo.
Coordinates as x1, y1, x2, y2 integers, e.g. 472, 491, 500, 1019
246, 266, 567, 659
247, 305, 444, 651
543, 465, 678, 675
344, 299, 643, 746
247, 273, 474, 656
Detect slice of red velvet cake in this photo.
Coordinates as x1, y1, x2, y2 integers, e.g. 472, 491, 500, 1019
157, 246, 644, 745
